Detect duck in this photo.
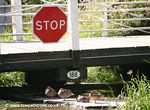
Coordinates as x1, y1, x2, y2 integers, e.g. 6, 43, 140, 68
58, 88, 74, 100
76, 95, 90, 103
45, 86, 56, 98
89, 91, 104, 103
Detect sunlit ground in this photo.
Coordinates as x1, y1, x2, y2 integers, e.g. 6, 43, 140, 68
0, 100, 75, 110
3, 107, 74, 110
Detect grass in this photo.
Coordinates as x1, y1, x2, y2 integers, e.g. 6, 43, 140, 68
120, 74, 150, 110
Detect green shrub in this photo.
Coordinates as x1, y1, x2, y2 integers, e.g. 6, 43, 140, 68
0, 72, 25, 87
85, 66, 120, 83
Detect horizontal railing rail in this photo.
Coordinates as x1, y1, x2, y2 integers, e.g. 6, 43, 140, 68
0, 0, 150, 41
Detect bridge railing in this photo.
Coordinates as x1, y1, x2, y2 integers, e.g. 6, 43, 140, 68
0, 0, 150, 42
78, 1, 150, 37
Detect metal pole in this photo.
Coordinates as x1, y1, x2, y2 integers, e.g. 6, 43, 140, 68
11, 0, 23, 41
0, 0, 5, 32
0, 43, 2, 54
68, 0, 80, 68
68, 0, 80, 51
103, 1, 108, 37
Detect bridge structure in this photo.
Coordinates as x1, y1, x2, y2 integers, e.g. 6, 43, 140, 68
0, 0, 150, 86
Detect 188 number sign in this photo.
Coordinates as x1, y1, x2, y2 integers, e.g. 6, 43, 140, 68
67, 70, 81, 79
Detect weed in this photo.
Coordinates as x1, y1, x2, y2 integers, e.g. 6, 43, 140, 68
121, 74, 150, 110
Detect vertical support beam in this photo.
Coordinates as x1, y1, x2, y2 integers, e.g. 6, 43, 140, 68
0, 0, 2, 55
68, 0, 80, 68
0, 43, 2, 54
11, 0, 23, 41
68, 0, 80, 51
0, 0, 5, 32
103, 1, 108, 37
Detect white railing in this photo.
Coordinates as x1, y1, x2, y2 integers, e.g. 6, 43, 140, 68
0, 0, 150, 41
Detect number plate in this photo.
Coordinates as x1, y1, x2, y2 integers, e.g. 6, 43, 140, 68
67, 70, 81, 79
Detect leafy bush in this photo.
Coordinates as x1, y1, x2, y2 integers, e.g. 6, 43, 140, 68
85, 66, 120, 83
0, 72, 25, 87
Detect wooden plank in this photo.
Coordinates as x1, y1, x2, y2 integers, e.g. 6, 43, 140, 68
73, 100, 125, 109
1, 47, 150, 71
0, 41, 71, 54
80, 47, 150, 57
0, 58, 72, 72
80, 53, 150, 66
0, 36, 150, 54
0, 36, 150, 71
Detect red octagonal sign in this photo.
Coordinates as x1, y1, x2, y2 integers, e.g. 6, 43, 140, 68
33, 6, 67, 43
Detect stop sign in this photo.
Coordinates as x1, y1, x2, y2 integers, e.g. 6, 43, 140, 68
33, 6, 67, 43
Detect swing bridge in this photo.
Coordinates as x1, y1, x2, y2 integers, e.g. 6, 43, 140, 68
0, 0, 150, 86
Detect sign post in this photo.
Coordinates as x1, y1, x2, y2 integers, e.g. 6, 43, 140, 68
68, 0, 80, 50
68, 0, 80, 68
33, 6, 67, 43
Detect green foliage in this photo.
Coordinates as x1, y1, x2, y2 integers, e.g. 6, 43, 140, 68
108, 0, 150, 36
121, 75, 150, 110
79, 1, 103, 38
0, 72, 25, 87
0, 26, 13, 42
85, 66, 120, 83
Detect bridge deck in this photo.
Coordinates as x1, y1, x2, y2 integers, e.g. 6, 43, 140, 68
0, 36, 150, 72
0, 36, 150, 54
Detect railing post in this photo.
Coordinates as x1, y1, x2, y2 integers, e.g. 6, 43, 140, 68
103, 1, 108, 37
11, 0, 23, 41
68, 0, 80, 68
0, 0, 5, 32
68, 0, 80, 51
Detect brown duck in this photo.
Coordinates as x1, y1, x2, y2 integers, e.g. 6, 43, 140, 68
76, 95, 90, 103
45, 86, 56, 98
58, 88, 74, 100
89, 91, 104, 103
